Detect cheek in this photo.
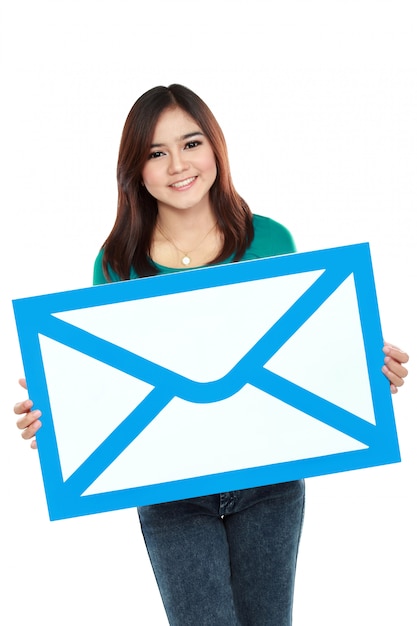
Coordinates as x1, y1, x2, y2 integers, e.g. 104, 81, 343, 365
141, 165, 159, 188
200, 152, 217, 178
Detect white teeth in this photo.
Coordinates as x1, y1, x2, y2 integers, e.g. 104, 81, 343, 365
171, 177, 196, 188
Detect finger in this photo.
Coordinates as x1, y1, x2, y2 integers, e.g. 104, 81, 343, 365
384, 356, 409, 380
382, 364, 406, 388
30, 439, 38, 450
16, 409, 42, 430
18, 378, 28, 390
382, 344, 410, 364
20, 419, 42, 441
14, 399, 34, 416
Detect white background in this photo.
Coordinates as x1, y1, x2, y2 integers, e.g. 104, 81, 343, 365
1, 1, 415, 624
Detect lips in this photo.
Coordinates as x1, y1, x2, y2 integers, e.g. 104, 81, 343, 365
170, 176, 196, 189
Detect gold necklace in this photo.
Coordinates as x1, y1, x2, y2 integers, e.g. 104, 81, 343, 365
156, 221, 218, 266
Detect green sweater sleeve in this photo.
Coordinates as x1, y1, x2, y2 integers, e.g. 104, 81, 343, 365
244, 215, 296, 259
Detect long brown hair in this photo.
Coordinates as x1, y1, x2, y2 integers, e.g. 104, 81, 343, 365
102, 84, 254, 279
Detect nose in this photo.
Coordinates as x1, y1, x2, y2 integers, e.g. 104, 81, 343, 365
167, 149, 190, 175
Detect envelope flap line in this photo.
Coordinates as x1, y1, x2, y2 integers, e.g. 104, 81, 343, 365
251, 368, 378, 446
38, 316, 252, 403
236, 264, 354, 372
36, 260, 354, 410
40, 315, 185, 387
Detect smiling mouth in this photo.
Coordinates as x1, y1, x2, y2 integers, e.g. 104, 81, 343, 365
170, 176, 196, 189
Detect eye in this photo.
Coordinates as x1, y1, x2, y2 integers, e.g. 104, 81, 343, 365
184, 140, 202, 150
148, 150, 165, 159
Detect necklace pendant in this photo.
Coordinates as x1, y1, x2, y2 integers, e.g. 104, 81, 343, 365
182, 255, 191, 266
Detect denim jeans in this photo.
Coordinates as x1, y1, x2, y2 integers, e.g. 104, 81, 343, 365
137, 480, 305, 625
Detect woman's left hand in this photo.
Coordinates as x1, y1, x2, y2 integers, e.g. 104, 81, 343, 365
382, 342, 409, 394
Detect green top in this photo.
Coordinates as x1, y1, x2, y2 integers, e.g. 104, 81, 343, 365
93, 214, 296, 285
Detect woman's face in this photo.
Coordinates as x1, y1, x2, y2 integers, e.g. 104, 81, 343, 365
141, 107, 217, 215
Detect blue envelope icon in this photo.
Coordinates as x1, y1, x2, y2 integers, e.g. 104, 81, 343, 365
12, 243, 400, 521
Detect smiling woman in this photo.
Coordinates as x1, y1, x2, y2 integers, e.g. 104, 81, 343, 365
14, 83, 409, 626
142, 110, 217, 211
141, 108, 220, 267
101, 84, 255, 278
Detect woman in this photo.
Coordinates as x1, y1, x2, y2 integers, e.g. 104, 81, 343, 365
15, 84, 409, 625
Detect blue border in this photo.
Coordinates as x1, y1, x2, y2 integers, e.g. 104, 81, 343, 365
12, 243, 400, 520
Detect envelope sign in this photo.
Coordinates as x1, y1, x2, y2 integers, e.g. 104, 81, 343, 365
12, 243, 400, 520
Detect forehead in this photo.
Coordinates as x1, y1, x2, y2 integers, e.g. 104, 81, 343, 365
152, 107, 202, 142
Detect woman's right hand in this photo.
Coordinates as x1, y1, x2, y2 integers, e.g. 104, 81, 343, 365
14, 378, 42, 449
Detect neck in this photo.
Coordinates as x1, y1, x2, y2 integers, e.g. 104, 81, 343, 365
156, 206, 217, 238
151, 205, 222, 269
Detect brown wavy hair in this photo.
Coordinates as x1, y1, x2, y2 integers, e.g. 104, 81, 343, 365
102, 84, 254, 278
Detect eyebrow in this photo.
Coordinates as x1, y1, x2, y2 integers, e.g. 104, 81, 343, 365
150, 131, 204, 149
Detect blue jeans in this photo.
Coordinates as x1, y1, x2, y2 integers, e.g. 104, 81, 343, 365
137, 480, 305, 625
